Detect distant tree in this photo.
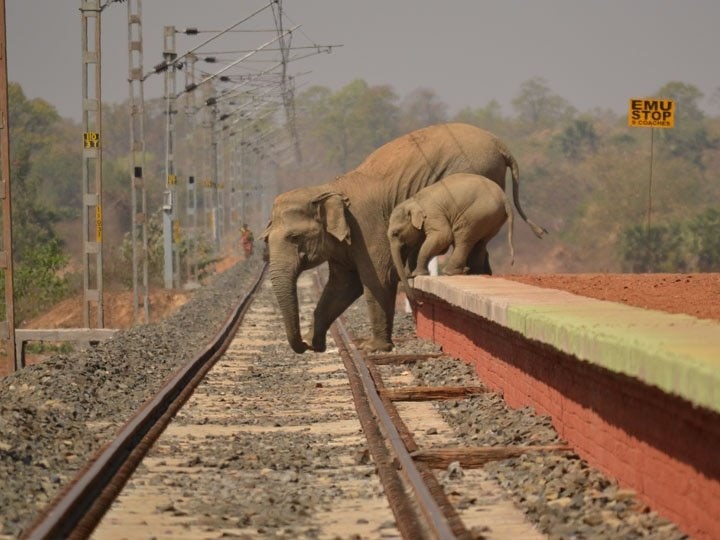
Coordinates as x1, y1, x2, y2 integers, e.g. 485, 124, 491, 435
655, 81, 716, 167
7, 85, 64, 261
688, 207, 720, 271
2, 84, 71, 321
32, 119, 82, 216
620, 223, 688, 273
297, 79, 400, 171
101, 101, 130, 160
710, 87, 720, 114
452, 99, 510, 136
398, 88, 448, 133
553, 118, 598, 160
11, 239, 69, 323
619, 207, 720, 273
512, 77, 575, 130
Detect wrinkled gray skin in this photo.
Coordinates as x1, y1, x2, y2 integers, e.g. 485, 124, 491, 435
388, 173, 515, 304
262, 123, 545, 354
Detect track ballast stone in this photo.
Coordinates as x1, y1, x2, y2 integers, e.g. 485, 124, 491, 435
0, 261, 688, 538
0, 258, 263, 537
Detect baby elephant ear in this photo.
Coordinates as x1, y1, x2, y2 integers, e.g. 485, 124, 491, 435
260, 219, 272, 241
410, 205, 425, 230
312, 192, 351, 245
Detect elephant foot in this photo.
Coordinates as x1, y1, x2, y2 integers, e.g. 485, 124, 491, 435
289, 340, 310, 354
311, 335, 327, 353
360, 337, 394, 353
443, 265, 469, 276
301, 329, 327, 353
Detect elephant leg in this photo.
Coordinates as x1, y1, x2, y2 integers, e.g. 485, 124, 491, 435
442, 240, 474, 275
361, 281, 397, 352
308, 265, 363, 352
413, 232, 450, 276
467, 242, 492, 275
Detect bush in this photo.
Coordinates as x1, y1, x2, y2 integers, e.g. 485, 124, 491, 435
619, 208, 720, 272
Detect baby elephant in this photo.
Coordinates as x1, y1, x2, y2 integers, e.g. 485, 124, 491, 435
388, 172, 514, 302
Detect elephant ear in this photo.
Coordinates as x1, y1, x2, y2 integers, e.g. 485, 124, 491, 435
260, 219, 272, 241
410, 204, 425, 230
311, 192, 351, 245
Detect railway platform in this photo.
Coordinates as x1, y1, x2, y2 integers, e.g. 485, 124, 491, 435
412, 275, 720, 540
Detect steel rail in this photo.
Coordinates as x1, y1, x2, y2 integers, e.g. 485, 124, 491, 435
332, 318, 456, 540
315, 274, 456, 539
22, 263, 268, 540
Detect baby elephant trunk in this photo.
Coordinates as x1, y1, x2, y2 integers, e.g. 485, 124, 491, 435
390, 238, 419, 305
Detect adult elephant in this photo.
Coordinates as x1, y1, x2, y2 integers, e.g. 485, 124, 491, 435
262, 122, 545, 354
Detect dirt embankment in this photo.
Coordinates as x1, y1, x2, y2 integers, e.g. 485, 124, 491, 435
24, 255, 244, 330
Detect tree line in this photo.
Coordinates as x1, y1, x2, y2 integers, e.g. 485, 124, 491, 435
3, 77, 719, 322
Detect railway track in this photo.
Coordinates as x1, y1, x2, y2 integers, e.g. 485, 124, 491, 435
9, 261, 686, 539
19, 266, 545, 539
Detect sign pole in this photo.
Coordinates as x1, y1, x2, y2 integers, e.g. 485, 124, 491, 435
647, 127, 654, 232
646, 127, 655, 270
628, 98, 675, 272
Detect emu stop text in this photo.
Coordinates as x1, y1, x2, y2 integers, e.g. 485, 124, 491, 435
628, 98, 675, 128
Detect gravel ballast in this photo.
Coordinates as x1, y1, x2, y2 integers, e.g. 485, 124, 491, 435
0, 259, 264, 536
0, 260, 688, 538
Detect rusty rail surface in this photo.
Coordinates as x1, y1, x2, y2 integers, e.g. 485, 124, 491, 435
313, 273, 458, 540
22, 264, 268, 540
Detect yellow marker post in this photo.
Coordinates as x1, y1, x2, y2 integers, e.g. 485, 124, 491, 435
95, 205, 103, 243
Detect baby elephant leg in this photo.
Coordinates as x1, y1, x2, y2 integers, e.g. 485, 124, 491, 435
413, 232, 449, 276
442, 242, 473, 275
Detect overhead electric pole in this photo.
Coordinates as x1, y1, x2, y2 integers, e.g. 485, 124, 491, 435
184, 53, 199, 283
162, 25, 179, 289
0, 0, 16, 372
80, 0, 104, 328
127, 0, 149, 323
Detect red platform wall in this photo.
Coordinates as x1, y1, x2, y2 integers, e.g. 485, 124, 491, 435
415, 298, 720, 540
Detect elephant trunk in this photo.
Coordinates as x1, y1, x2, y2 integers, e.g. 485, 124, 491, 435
268, 264, 308, 354
390, 239, 419, 305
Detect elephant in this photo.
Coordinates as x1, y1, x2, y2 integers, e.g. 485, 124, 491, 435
388, 173, 514, 304
262, 122, 545, 354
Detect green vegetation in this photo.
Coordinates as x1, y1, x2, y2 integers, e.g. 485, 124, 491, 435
2, 76, 719, 321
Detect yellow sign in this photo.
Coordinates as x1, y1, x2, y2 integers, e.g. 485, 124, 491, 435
167, 174, 177, 186
95, 205, 103, 242
628, 98, 675, 128
83, 131, 100, 148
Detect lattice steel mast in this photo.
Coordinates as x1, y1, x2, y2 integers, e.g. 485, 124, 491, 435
272, 0, 302, 163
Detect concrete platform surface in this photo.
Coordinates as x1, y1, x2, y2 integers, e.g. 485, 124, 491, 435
413, 275, 720, 414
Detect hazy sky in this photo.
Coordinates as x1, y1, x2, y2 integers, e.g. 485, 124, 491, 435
6, 1, 720, 121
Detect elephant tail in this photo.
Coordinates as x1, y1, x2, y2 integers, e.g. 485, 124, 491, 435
498, 140, 548, 239
504, 192, 515, 266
